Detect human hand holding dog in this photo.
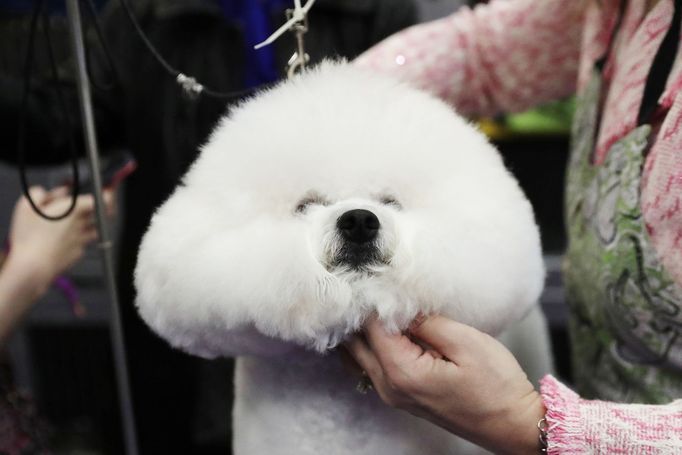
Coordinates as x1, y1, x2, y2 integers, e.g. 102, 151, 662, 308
345, 316, 545, 455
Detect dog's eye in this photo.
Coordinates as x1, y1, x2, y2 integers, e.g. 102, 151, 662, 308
295, 194, 328, 213
379, 196, 402, 209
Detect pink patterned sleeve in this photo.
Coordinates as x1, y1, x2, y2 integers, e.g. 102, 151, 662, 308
355, 0, 585, 116
540, 375, 682, 454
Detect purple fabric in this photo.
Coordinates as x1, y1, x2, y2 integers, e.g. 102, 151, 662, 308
54, 276, 83, 317
4, 237, 83, 317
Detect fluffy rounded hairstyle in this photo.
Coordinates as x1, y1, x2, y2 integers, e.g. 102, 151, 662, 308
134, 62, 545, 356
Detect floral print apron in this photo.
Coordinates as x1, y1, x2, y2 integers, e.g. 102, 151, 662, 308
563, 4, 682, 403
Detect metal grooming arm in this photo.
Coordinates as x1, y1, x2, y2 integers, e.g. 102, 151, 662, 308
65, 1, 139, 453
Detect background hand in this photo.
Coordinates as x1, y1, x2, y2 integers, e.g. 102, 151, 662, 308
0, 186, 116, 346
345, 315, 545, 455
6, 186, 115, 294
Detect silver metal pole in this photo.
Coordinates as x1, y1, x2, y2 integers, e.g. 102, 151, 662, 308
64, 1, 139, 453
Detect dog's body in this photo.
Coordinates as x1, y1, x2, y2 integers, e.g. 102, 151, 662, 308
135, 62, 551, 454
231, 307, 551, 455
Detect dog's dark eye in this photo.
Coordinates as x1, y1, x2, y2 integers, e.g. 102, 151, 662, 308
295, 194, 328, 213
379, 195, 402, 209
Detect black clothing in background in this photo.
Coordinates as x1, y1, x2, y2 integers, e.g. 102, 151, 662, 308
1, 1, 416, 452
0, 11, 119, 165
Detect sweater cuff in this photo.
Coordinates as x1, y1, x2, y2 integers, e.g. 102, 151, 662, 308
540, 375, 585, 454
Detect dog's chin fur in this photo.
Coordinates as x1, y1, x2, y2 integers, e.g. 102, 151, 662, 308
134, 61, 545, 356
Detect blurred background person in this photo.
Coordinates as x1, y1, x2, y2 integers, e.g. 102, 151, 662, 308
1, 187, 114, 454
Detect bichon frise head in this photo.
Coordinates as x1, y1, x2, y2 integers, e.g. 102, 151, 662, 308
134, 62, 544, 355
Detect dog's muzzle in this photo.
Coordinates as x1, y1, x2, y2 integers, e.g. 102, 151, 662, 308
334, 209, 381, 268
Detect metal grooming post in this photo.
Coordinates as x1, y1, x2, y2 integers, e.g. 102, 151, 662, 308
65, 1, 139, 453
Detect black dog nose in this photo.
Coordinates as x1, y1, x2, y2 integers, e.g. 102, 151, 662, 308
337, 209, 380, 244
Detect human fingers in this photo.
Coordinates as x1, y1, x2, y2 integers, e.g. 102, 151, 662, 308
363, 317, 425, 372
356, 321, 457, 413
39, 191, 91, 216
344, 335, 384, 382
67, 194, 95, 218
48, 185, 70, 201
408, 315, 485, 363
27, 186, 48, 206
361, 317, 450, 400
71, 191, 116, 219
102, 189, 116, 217
344, 335, 412, 403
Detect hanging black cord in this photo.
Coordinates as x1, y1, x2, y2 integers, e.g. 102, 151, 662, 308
637, 0, 681, 125
17, 0, 80, 221
82, 0, 121, 92
116, 0, 270, 100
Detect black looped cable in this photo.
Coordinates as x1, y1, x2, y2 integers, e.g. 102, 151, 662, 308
17, 0, 80, 221
18, 0, 270, 220
116, 0, 270, 100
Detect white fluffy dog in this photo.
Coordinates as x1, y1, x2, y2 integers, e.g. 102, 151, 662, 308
135, 62, 551, 454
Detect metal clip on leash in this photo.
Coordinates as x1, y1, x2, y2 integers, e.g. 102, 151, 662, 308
176, 73, 204, 100
254, 0, 316, 79
285, 8, 309, 79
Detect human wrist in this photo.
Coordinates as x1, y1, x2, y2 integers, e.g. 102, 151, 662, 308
489, 391, 547, 455
2, 250, 54, 301
0, 252, 51, 347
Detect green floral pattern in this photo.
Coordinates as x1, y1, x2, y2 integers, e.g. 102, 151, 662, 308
564, 70, 682, 404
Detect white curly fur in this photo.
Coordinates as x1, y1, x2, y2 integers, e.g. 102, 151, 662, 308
134, 62, 550, 454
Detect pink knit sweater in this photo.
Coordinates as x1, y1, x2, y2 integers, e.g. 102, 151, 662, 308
356, 0, 682, 452
541, 375, 682, 454
355, 0, 682, 291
